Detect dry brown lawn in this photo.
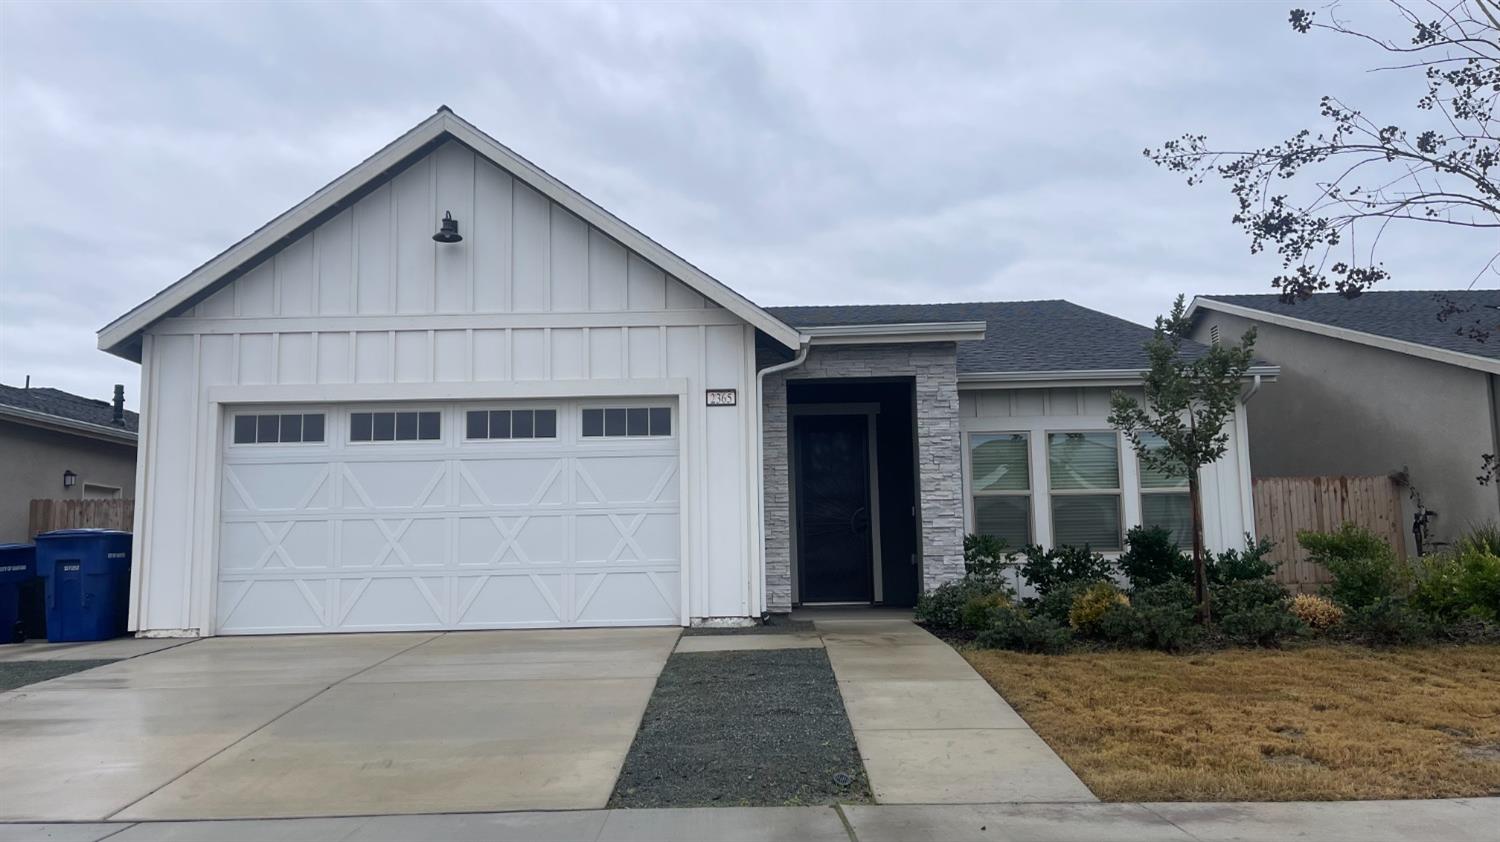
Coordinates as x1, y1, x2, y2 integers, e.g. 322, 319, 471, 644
963, 645, 1500, 802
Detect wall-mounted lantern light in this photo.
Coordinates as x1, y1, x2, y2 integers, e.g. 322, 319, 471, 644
63, 470, 77, 489
433, 211, 462, 243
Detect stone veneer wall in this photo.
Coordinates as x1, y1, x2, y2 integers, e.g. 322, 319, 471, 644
760, 342, 964, 613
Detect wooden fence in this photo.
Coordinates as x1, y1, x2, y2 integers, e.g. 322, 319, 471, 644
1252, 475, 1405, 591
27, 498, 135, 538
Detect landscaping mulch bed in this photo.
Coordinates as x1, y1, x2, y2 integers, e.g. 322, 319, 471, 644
0, 659, 118, 693
608, 648, 871, 807
963, 644, 1500, 802
680, 616, 815, 636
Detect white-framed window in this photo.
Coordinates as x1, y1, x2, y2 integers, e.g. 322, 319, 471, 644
1137, 432, 1193, 543
1047, 430, 1123, 551
233, 412, 326, 445
581, 406, 672, 438
349, 410, 440, 443
465, 408, 558, 440
81, 483, 122, 500
969, 432, 1031, 548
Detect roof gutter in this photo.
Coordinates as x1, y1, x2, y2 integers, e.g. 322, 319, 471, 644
957, 364, 1281, 389
0, 405, 138, 445
799, 320, 987, 346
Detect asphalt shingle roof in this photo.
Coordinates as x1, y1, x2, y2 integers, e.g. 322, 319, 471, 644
0, 383, 138, 434
1200, 289, 1500, 361
766, 300, 1204, 374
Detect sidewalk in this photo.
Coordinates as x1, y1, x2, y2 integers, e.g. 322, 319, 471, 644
3, 799, 1495, 841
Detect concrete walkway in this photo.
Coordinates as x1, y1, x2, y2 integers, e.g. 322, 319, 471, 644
4, 799, 1495, 842
0, 629, 678, 822
814, 617, 1094, 804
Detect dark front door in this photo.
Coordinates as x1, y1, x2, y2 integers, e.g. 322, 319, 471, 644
795, 414, 874, 603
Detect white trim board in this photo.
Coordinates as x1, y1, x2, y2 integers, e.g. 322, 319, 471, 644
1188, 297, 1500, 375
99, 107, 803, 358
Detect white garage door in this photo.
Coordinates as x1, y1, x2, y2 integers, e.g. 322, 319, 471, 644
214, 399, 681, 634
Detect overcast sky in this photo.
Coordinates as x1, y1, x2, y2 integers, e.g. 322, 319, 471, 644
1, 1, 1492, 408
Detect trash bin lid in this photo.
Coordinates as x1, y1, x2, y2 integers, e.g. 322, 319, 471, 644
36, 529, 131, 538
0, 543, 36, 550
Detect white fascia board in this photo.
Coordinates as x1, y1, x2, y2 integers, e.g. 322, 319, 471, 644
0, 405, 138, 445
1190, 297, 1500, 375
956, 365, 1280, 390
99, 108, 803, 358
802, 321, 987, 346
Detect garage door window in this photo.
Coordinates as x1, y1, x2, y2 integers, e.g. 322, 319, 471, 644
465, 409, 557, 440
350, 411, 441, 443
233, 413, 325, 445
582, 407, 671, 438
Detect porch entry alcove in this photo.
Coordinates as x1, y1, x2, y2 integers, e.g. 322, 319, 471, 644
788, 379, 919, 607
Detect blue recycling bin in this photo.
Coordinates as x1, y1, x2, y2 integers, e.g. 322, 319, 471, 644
34, 529, 132, 642
0, 543, 36, 643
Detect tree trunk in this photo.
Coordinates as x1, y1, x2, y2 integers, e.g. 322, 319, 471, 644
1189, 472, 1211, 624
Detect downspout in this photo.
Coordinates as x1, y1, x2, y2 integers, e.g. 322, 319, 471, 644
1242, 372, 1263, 402
753, 340, 810, 617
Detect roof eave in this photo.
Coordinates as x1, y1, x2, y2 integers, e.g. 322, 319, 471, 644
0, 404, 138, 445
1190, 296, 1500, 375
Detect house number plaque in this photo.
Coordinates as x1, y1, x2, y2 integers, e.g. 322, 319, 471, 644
705, 389, 738, 406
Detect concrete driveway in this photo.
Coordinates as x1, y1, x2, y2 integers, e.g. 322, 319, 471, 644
0, 628, 679, 821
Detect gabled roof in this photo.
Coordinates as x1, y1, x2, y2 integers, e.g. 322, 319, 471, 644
0, 383, 138, 443
1189, 290, 1500, 374
99, 107, 802, 360
766, 300, 1272, 381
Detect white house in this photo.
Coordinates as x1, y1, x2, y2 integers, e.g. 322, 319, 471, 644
99, 108, 1271, 636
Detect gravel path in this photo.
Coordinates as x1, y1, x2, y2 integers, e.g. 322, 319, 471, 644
0, 659, 117, 692
608, 648, 872, 808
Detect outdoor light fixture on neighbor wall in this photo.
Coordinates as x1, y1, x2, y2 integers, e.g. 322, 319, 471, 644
433, 211, 462, 243
62, 470, 76, 489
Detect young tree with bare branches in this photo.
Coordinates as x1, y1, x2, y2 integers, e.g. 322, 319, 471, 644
1147, 0, 1498, 344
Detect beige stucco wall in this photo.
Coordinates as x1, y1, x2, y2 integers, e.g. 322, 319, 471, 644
1191, 312, 1500, 552
0, 420, 137, 543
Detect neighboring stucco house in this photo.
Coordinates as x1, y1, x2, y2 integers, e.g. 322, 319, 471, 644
98, 108, 1267, 636
1188, 290, 1500, 554
0, 383, 138, 542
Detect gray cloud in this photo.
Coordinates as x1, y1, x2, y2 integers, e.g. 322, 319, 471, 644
2, 1, 1491, 408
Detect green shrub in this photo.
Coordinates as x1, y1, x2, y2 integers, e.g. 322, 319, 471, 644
1068, 582, 1129, 635
974, 604, 1073, 654
915, 574, 1011, 631
1019, 544, 1117, 599
1118, 525, 1192, 590
1032, 579, 1100, 625
1211, 578, 1289, 616
1455, 522, 1500, 556
1299, 524, 1401, 609
1408, 547, 1500, 623
959, 591, 1011, 632
963, 533, 1013, 578
1096, 582, 1198, 651
1219, 602, 1305, 647
1343, 597, 1433, 645
1208, 535, 1278, 584
1097, 602, 1198, 651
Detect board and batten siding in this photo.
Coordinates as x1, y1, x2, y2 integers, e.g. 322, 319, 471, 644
957, 386, 1256, 556
130, 140, 760, 635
